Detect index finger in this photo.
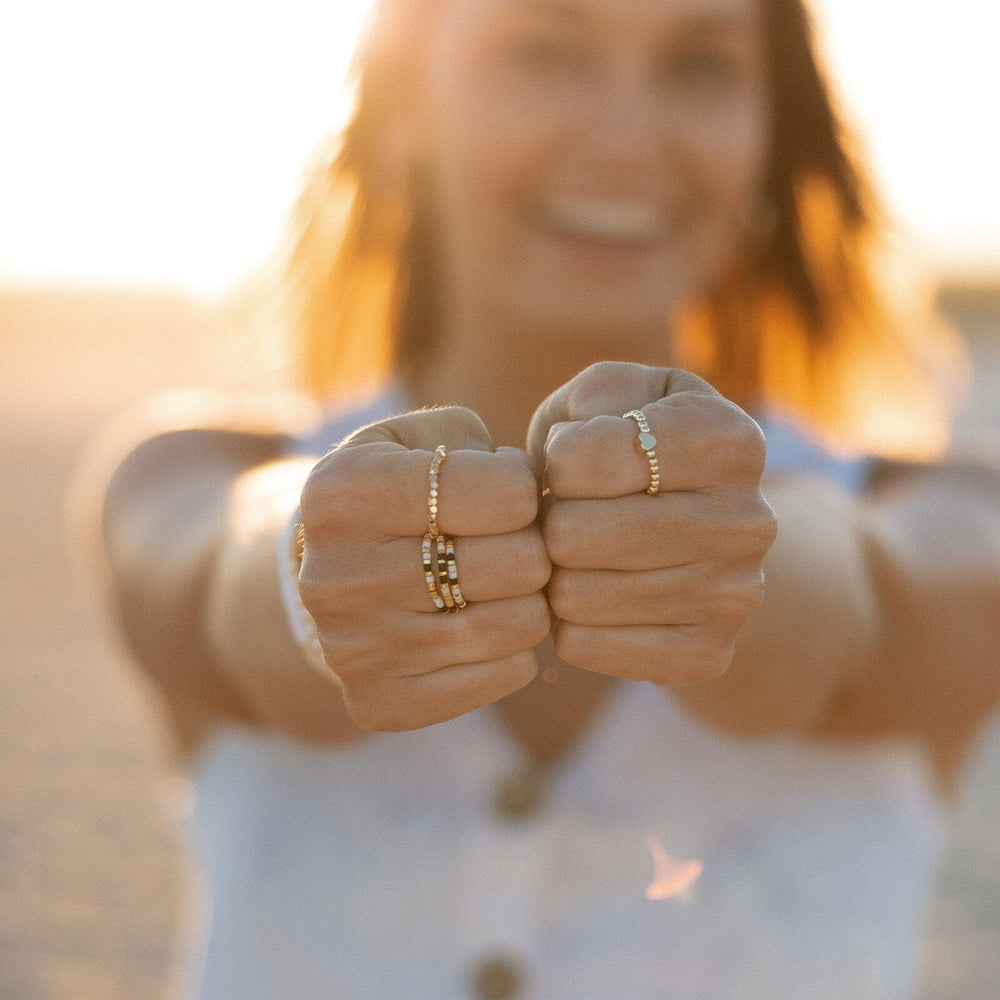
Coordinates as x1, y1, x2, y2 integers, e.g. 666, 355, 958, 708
526, 361, 721, 469
543, 395, 766, 500
301, 443, 540, 537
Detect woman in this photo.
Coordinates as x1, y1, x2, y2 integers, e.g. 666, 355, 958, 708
79, 0, 1000, 997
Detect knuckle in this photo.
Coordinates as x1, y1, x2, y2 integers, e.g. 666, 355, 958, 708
719, 408, 767, 477
345, 692, 405, 732
296, 568, 336, 616
503, 651, 541, 689
519, 593, 553, 646
741, 568, 768, 613
735, 499, 779, 557
298, 560, 365, 619
712, 576, 764, 627
374, 405, 492, 452
542, 424, 575, 484
317, 631, 370, 683
551, 620, 588, 666
301, 453, 366, 530
545, 568, 575, 620
566, 361, 665, 422
676, 629, 734, 682
574, 360, 623, 395
434, 405, 493, 449
676, 399, 765, 480
721, 496, 778, 559
503, 461, 541, 526
299, 457, 332, 521
698, 628, 738, 678
703, 638, 737, 680
546, 569, 591, 622
566, 361, 636, 413
541, 504, 582, 567
511, 530, 552, 593
546, 416, 619, 496
757, 499, 780, 547
343, 677, 438, 732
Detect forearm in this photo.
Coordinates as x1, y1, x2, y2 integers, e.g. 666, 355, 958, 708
673, 455, 1000, 788
80, 393, 364, 750
671, 473, 882, 736
816, 456, 1000, 782
82, 423, 295, 756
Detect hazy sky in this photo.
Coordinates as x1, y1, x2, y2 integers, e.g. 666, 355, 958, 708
2, 0, 997, 294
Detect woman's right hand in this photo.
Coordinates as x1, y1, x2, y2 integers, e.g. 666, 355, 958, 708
298, 407, 552, 731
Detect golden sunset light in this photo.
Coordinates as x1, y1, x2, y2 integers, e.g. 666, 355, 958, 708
1, 0, 997, 294
4, 2, 1000, 999
0, 0, 374, 294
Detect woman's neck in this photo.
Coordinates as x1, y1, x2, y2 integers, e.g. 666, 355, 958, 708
412, 303, 676, 451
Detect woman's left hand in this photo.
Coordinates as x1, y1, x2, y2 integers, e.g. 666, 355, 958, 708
527, 362, 777, 685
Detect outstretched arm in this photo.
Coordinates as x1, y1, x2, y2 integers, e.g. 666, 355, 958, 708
527, 361, 1000, 792
76, 392, 553, 754
676, 451, 1000, 791
73, 391, 362, 759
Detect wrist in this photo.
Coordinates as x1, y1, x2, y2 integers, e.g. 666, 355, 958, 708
277, 505, 333, 678
202, 457, 362, 742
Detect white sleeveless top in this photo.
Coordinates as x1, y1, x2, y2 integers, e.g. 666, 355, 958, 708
180, 392, 944, 1000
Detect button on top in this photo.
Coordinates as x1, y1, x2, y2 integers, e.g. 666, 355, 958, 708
492, 765, 544, 820
468, 953, 527, 1000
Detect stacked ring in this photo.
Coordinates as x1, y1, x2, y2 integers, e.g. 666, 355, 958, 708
623, 409, 661, 496
422, 445, 467, 612
444, 538, 466, 607
427, 444, 445, 538
421, 535, 447, 611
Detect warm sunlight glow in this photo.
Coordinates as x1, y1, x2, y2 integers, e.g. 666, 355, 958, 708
1, 0, 997, 293
813, 0, 1000, 277
1, 0, 374, 295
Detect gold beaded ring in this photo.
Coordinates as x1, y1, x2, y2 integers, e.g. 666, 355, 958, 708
444, 538, 467, 609
422, 444, 468, 612
623, 409, 661, 496
427, 444, 446, 538
436, 534, 457, 611
421, 534, 447, 611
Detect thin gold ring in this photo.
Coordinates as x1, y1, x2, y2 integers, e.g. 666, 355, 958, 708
422, 534, 446, 611
421, 445, 467, 612
445, 538, 467, 609
427, 444, 446, 538
436, 534, 457, 610
623, 409, 661, 496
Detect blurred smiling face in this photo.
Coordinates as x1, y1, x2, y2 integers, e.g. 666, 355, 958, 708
410, 0, 771, 340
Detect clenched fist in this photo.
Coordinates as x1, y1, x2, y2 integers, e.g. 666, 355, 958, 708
298, 407, 551, 731
528, 362, 777, 684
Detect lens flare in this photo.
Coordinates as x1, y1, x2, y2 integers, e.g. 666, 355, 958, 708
645, 836, 703, 902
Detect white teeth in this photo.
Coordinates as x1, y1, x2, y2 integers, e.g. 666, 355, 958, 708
546, 199, 661, 243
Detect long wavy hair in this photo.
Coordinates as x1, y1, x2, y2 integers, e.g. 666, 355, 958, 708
279, 0, 962, 456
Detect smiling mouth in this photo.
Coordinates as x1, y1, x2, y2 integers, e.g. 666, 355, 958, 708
542, 198, 667, 247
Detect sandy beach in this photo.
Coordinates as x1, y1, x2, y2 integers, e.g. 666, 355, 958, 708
1, 284, 998, 998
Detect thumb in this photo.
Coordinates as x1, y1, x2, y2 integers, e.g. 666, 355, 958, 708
339, 405, 495, 454
303, 405, 536, 537
527, 362, 678, 472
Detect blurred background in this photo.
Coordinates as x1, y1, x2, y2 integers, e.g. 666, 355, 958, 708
2, 0, 998, 996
